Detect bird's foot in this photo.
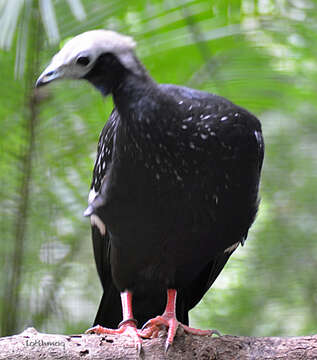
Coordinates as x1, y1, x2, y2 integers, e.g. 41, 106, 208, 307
85, 319, 142, 354
140, 315, 220, 352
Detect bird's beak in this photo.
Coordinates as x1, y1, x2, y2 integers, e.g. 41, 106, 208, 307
35, 65, 63, 88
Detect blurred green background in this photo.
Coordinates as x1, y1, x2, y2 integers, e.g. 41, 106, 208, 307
1, 0, 316, 337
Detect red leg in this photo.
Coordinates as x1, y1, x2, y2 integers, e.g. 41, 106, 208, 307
85, 291, 142, 353
140, 289, 220, 352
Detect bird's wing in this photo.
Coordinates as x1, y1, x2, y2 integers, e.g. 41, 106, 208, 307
88, 110, 123, 327
89, 109, 118, 279
185, 114, 264, 311
89, 109, 118, 202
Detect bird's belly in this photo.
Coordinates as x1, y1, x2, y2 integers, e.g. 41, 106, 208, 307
104, 155, 259, 293
106, 190, 240, 293
109, 227, 216, 294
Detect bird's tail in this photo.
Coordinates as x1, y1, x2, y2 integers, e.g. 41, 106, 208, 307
94, 285, 122, 328
175, 292, 189, 325
183, 250, 234, 312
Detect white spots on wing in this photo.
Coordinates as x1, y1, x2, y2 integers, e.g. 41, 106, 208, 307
101, 175, 106, 184
200, 134, 208, 140
188, 105, 193, 111
90, 214, 106, 236
91, 116, 117, 194
88, 188, 98, 204
224, 241, 239, 253
182, 124, 188, 130
174, 169, 183, 182
254, 130, 263, 149
234, 113, 239, 117
205, 124, 216, 136
189, 142, 195, 149
221, 116, 228, 121
178, 100, 184, 105
184, 116, 192, 122
201, 114, 212, 120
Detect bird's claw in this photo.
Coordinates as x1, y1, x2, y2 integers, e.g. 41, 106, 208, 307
140, 315, 219, 352
85, 324, 102, 334
85, 323, 143, 354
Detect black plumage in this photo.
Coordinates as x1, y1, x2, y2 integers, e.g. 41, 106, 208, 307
85, 53, 264, 325
36, 30, 264, 350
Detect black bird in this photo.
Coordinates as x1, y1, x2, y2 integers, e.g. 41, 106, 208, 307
36, 30, 264, 351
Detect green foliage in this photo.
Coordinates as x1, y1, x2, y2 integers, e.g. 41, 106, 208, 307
0, 0, 316, 337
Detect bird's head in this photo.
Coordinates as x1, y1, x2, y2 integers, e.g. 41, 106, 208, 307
36, 30, 140, 95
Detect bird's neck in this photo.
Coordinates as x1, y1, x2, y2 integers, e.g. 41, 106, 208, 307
111, 70, 168, 167
112, 70, 157, 119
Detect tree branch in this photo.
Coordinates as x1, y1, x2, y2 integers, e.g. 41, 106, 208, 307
1, 327, 317, 360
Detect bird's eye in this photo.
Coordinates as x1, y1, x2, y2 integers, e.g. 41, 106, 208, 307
76, 56, 90, 66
